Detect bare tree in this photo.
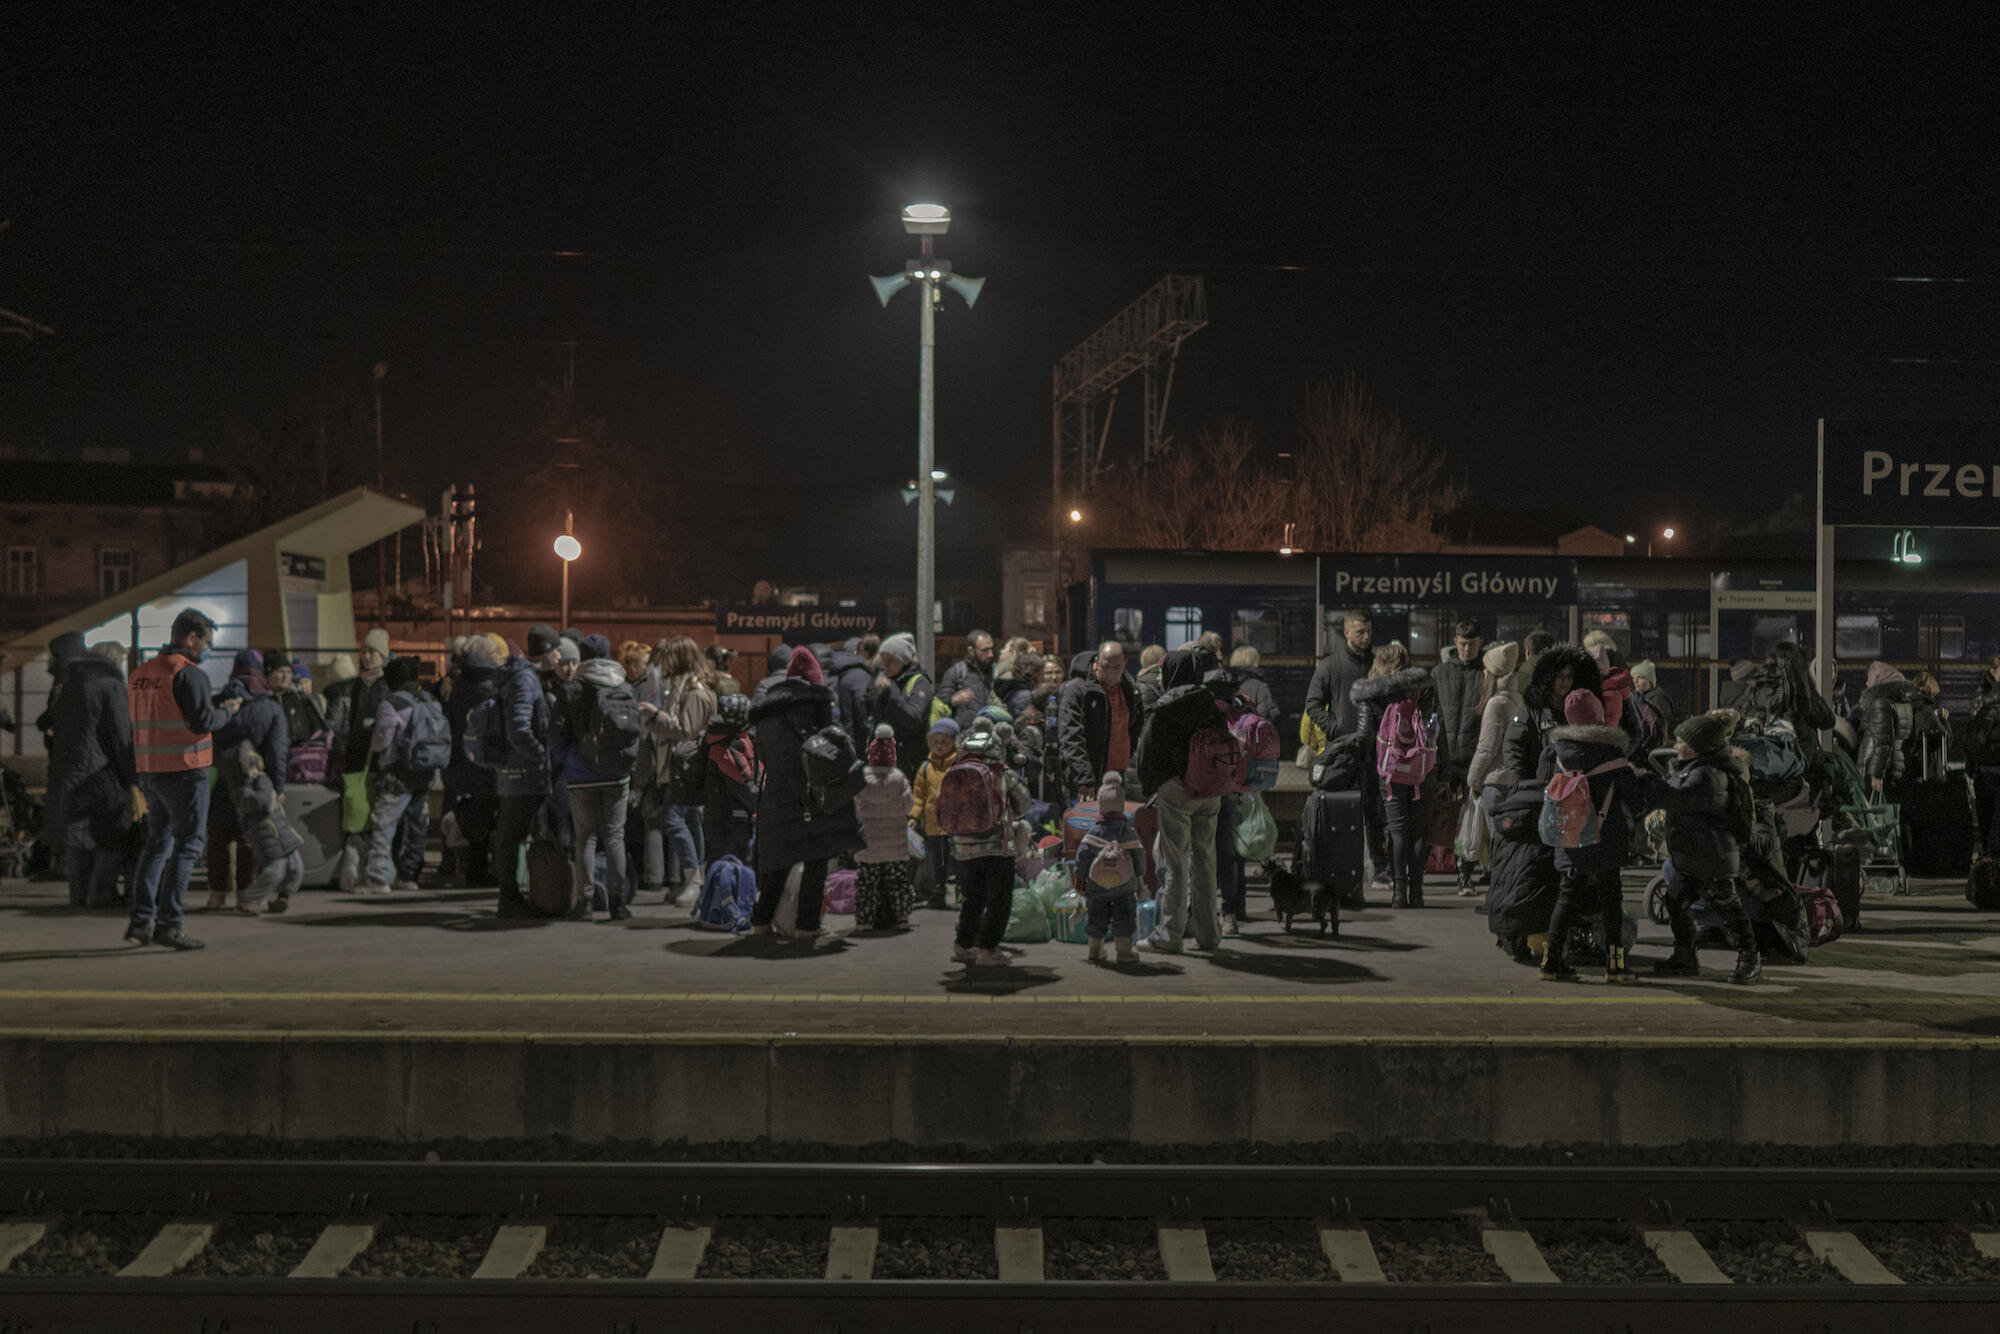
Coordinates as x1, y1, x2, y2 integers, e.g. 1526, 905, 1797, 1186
1088, 374, 1459, 553
1291, 374, 1459, 552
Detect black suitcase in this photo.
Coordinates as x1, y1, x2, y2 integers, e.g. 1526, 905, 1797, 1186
1797, 841, 1864, 933
1295, 788, 1364, 929
1969, 856, 2000, 910
1901, 772, 1974, 878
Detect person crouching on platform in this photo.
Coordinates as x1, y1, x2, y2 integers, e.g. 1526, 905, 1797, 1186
232, 741, 304, 914
1075, 772, 1146, 964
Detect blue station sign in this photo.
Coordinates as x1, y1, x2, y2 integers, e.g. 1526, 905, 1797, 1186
1822, 420, 2000, 528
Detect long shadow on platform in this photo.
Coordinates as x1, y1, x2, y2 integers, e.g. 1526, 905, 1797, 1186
942, 966, 1062, 996
1233, 930, 1422, 955
286, 911, 492, 929
0, 943, 150, 963
1193, 947, 1382, 985
664, 935, 854, 959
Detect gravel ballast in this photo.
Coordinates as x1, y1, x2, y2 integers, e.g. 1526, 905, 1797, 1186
1207, 1220, 1333, 1282
344, 1216, 498, 1279
178, 1214, 319, 1278
5, 1212, 165, 1277
1367, 1219, 1507, 1284
1690, 1221, 1845, 1284
1855, 1222, 2000, 1285
523, 1215, 658, 1280
696, 1217, 829, 1279
1530, 1221, 1674, 1284
1042, 1219, 1168, 1281
874, 1216, 999, 1279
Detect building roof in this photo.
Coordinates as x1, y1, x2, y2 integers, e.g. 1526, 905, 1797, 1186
0, 460, 229, 508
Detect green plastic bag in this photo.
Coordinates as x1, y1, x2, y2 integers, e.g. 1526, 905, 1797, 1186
341, 755, 374, 835
1004, 879, 1052, 943
1232, 792, 1278, 862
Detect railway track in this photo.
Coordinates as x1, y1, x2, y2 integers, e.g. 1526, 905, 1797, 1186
2, 1159, 1999, 1331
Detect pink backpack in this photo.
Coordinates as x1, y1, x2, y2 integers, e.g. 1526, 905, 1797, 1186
937, 755, 1006, 835
1182, 726, 1243, 799
1225, 702, 1280, 792
1537, 759, 1629, 848
287, 729, 333, 785
1374, 699, 1436, 789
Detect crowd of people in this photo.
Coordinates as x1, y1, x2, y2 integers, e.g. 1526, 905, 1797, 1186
31, 602, 1999, 968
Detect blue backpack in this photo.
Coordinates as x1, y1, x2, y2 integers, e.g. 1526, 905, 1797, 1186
695, 856, 758, 933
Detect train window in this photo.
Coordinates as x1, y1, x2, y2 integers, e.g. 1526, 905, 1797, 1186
1835, 615, 1883, 660
1666, 613, 1711, 661
1112, 608, 1145, 649
1023, 581, 1048, 629
1750, 616, 1798, 661
1231, 609, 1281, 655
1584, 613, 1631, 658
1166, 606, 1203, 649
1498, 614, 1556, 646
1406, 610, 1450, 661
1919, 614, 1965, 661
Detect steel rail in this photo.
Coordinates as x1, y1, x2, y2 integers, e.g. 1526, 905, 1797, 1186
2, 1277, 1999, 1334
6, 1159, 2000, 1225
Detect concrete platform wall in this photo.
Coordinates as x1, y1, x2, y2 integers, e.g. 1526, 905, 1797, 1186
4, 1034, 1997, 1147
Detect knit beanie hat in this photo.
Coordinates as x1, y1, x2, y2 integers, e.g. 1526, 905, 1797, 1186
1630, 659, 1658, 687
527, 624, 560, 657
929, 717, 960, 739
1562, 688, 1606, 728
326, 653, 358, 683
580, 633, 613, 662
261, 649, 291, 675
462, 635, 499, 667
866, 723, 898, 769
1481, 641, 1520, 678
879, 633, 918, 666
555, 638, 581, 664
384, 656, 422, 690
1097, 771, 1126, 818
290, 656, 310, 681
361, 627, 391, 659
786, 644, 824, 685
1676, 711, 1732, 755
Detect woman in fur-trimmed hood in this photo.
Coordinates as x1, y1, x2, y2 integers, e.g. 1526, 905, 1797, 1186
1503, 643, 1602, 785
1539, 688, 1643, 982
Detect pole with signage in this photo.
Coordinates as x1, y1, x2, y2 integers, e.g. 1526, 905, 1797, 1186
1815, 420, 1834, 703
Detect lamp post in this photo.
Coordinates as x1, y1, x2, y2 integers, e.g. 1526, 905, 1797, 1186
553, 511, 580, 630
872, 204, 983, 680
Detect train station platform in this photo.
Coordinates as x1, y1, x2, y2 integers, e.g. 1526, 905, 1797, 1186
1, 873, 1996, 1150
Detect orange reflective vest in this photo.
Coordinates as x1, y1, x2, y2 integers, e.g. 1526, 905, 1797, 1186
129, 652, 212, 773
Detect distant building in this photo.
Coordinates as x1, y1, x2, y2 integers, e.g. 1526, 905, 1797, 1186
0, 453, 231, 640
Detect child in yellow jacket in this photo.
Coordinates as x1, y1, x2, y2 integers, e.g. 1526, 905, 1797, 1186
909, 718, 960, 906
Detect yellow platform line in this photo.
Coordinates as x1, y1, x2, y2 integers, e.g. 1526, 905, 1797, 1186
0, 988, 1709, 1006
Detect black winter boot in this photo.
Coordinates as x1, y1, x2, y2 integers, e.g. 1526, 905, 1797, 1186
1716, 896, 1763, 985
1652, 906, 1701, 977
1728, 942, 1764, 985
1390, 884, 1408, 910
1538, 936, 1578, 982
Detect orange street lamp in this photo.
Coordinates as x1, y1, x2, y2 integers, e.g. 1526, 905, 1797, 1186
553, 511, 580, 627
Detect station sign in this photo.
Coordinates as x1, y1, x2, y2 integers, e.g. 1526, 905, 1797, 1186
1713, 570, 1815, 610
1318, 555, 1577, 608
714, 604, 884, 638
279, 551, 325, 590
1822, 420, 2000, 528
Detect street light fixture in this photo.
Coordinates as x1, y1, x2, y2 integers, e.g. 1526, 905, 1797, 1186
1069, 508, 1083, 523
553, 510, 579, 629
872, 203, 984, 679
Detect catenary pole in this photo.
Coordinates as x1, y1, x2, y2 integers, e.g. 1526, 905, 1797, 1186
918, 250, 936, 680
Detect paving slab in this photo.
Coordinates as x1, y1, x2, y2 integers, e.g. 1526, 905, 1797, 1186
3, 876, 1995, 1042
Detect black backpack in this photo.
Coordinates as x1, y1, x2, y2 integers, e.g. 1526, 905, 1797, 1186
578, 678, 644, 773
800, 724, 866, 816
669, 739, 707, 805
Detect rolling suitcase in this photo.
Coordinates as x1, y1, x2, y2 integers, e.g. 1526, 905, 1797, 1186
1296, 788, 1364, 926
1900, 766, 1974, 878
283, 783, 346, 888
1969, 856, 2000, 910
525, 835, 578, 916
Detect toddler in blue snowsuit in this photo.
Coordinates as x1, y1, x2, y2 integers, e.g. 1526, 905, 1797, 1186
1073, 772, 1147, 964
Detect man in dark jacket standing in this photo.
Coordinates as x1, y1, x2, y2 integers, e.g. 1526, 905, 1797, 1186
126, 608, 241, 950
1137, 646, 1228, 953
206, 649, 290, 911
1057, 641, 1144, 802
1431, 618, 1485, 891
35, 631, 88, 753
492, 624, 561, 918
824, 641, 876, 752
444, 635, 504, 885
1304, 610, 1375, 742
47, 640, 136, 908
936, 630, 996, 729
868, 633, 935, 780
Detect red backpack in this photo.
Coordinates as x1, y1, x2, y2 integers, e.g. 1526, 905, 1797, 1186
937, 753, 1006, 835
1182, 725, 1243, 799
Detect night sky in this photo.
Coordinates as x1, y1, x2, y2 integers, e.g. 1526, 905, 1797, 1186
4, 6, 1995, 576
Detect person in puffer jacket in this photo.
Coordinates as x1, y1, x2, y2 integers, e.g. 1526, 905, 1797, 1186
1135, 645, 1228, 954
206, 649, 289, 910
1639, 711, 1763, 986
1351, 644, 1450, 910
1503, 643, 1602, 785
1856, 660, 1921, 793
1537, 689, 1641, 984
854, 725, 915, 930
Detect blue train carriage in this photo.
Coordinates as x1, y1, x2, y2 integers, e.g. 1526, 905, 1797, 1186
1086, 550, 1318, 741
